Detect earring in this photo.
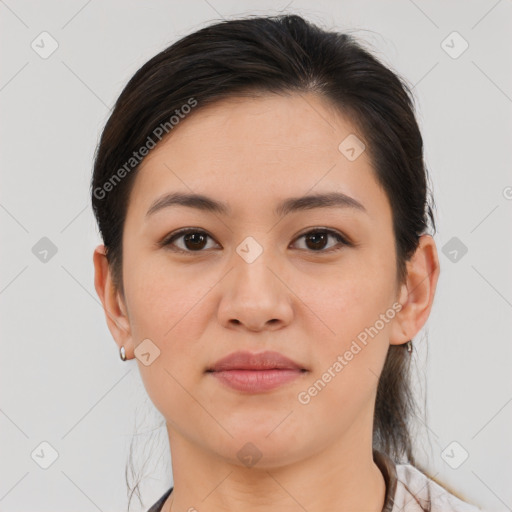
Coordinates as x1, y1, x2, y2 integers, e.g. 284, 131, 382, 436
120, 346, 127, 361
406, 340, 412, 353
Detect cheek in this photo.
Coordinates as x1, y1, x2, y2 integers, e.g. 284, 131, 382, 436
301, 278, 392, 420
318, 266, 392, 332
123, 253, 210, 338
309, 263, 395, 386
124, 263, 212, 417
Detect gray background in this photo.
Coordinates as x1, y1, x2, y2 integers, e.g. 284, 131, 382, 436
1, 0, 511, 511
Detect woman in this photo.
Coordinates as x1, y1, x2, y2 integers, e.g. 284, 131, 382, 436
91, 14, 481, 512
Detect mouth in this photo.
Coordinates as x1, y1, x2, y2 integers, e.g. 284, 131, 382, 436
207, 368, 307, 393
206, 350, 308, 393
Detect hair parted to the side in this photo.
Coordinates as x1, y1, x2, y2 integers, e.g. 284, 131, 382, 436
91, 14, 439, 511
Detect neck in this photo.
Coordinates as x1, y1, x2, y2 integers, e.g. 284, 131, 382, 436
162, 426, 387, 512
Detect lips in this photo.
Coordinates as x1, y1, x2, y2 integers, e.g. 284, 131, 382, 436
206, 350, 306, 372
206, 350, 307, 393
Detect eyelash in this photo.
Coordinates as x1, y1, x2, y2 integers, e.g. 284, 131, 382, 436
160, 227, 352, 255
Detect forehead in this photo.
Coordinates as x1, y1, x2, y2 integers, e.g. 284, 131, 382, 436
127, 92, 392, 224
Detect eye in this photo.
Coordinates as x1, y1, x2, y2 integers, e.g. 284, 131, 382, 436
160, 228, 218, 253
160, 227, 350, 255
291, 228, 350, 253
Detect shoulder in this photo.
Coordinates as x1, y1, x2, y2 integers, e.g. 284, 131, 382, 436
392, 463, 482, 512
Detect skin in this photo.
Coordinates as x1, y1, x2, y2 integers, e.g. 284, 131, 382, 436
93, 92, 440, 512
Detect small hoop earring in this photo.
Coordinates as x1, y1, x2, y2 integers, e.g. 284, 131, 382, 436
406, 340, 412, 353
119, 346, 127, 361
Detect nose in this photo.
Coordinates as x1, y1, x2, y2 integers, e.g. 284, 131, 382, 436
217, 246, 294, 332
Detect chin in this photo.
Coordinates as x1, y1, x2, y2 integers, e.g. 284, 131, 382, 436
208, 429, 309, 469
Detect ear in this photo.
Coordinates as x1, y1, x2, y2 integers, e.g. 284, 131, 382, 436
93, 244, 134, 359
389, 234, 440, 346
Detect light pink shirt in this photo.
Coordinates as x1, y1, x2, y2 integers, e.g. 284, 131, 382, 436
374, 449, 482, 511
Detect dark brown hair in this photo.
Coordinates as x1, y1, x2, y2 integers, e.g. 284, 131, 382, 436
91, 13, 439, 510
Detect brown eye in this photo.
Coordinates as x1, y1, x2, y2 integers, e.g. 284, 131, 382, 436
306, 232, 329, 250
161, 227, 350, 255
182, 232, 208, 250
162, 229, 218, 253
292, 229, 349, 253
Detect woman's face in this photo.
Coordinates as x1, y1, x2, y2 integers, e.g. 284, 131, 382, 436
102, 92, 419, 466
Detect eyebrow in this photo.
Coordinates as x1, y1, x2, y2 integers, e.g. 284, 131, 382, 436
145, 191, 368, 219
